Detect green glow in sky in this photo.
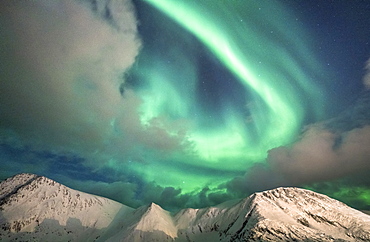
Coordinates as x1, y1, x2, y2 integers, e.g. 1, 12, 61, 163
305, 184, 370, 210
129, 0, 326, 192
335, 187, 370, 205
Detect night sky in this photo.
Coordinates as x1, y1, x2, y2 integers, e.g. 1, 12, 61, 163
1, 0, 370, 211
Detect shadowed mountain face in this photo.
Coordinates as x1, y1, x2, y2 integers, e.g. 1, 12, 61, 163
1, 174, 370, 241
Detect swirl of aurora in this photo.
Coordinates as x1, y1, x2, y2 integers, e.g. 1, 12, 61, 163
118, 0, 326, 193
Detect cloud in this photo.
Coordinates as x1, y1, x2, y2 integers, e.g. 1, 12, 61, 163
268, 124, 370, 184
55, 175, 142, 209
0, 0, 211, 212
227, 90, 370, 200
0, 0, 190, 164
306, 179, 370, 210
364, 58, 370, 89
50, 170, 216, 211
0, 0, 140, 152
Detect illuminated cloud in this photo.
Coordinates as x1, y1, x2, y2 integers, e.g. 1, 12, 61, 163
269, 124, 370, 184
0, 0, 140, 152
227, 91, 370, 207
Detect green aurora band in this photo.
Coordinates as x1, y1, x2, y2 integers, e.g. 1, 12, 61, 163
124, 1, 327, 193
305, 184, 370, 210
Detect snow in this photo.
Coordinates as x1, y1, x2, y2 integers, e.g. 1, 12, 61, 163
0, 173, 129, 241
0, 173, 38, 200
135, 203, 177, 238
1, 174, 370, 241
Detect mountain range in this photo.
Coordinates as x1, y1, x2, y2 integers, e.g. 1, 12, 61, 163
1, 173, 370, 241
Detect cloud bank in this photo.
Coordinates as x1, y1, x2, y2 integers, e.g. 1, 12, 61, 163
0, 0, 189, 159
227, 88, 370, 209
0, 0, 138, 151
364, 59, 370, 89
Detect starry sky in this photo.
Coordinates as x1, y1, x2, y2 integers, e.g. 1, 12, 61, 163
0, 0, 370, 211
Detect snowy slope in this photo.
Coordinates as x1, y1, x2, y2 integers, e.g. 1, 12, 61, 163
0, 173, 132, 241
174, 187, 370, 241
1, 174, 370, 241
102, 203, 177, 242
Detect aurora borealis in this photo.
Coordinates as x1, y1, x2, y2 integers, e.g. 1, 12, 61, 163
127, 0, 327, 190
147, 0, 324, 157
1, 0, 370, 211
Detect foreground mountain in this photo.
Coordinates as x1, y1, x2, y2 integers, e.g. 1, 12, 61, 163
1, 174, 370, 241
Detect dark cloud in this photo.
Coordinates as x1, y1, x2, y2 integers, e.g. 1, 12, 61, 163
306, 179, 370, 211
325, 90, 370, 132
0, 142, 217, 211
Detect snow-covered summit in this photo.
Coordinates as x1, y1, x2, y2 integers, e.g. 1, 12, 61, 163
135, 202, 177, 238
0, 173, 130, 241
0, 173, 38, 200
1, 174, 370, 241
173, 187, 370, 241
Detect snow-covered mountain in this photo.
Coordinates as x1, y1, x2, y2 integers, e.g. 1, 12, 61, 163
0, 173, 134, 241
1, 173, 370, 241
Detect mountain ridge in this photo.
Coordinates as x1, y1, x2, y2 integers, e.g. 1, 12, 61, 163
1, 173, 370, 241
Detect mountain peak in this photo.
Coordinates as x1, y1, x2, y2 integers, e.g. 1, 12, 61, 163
135, 201, 177, 238
244, 187, 370, 241
1, 174, 370, 241
0, 173, 127, 241
0, 173, 39, 200
147, 202, 161, 210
